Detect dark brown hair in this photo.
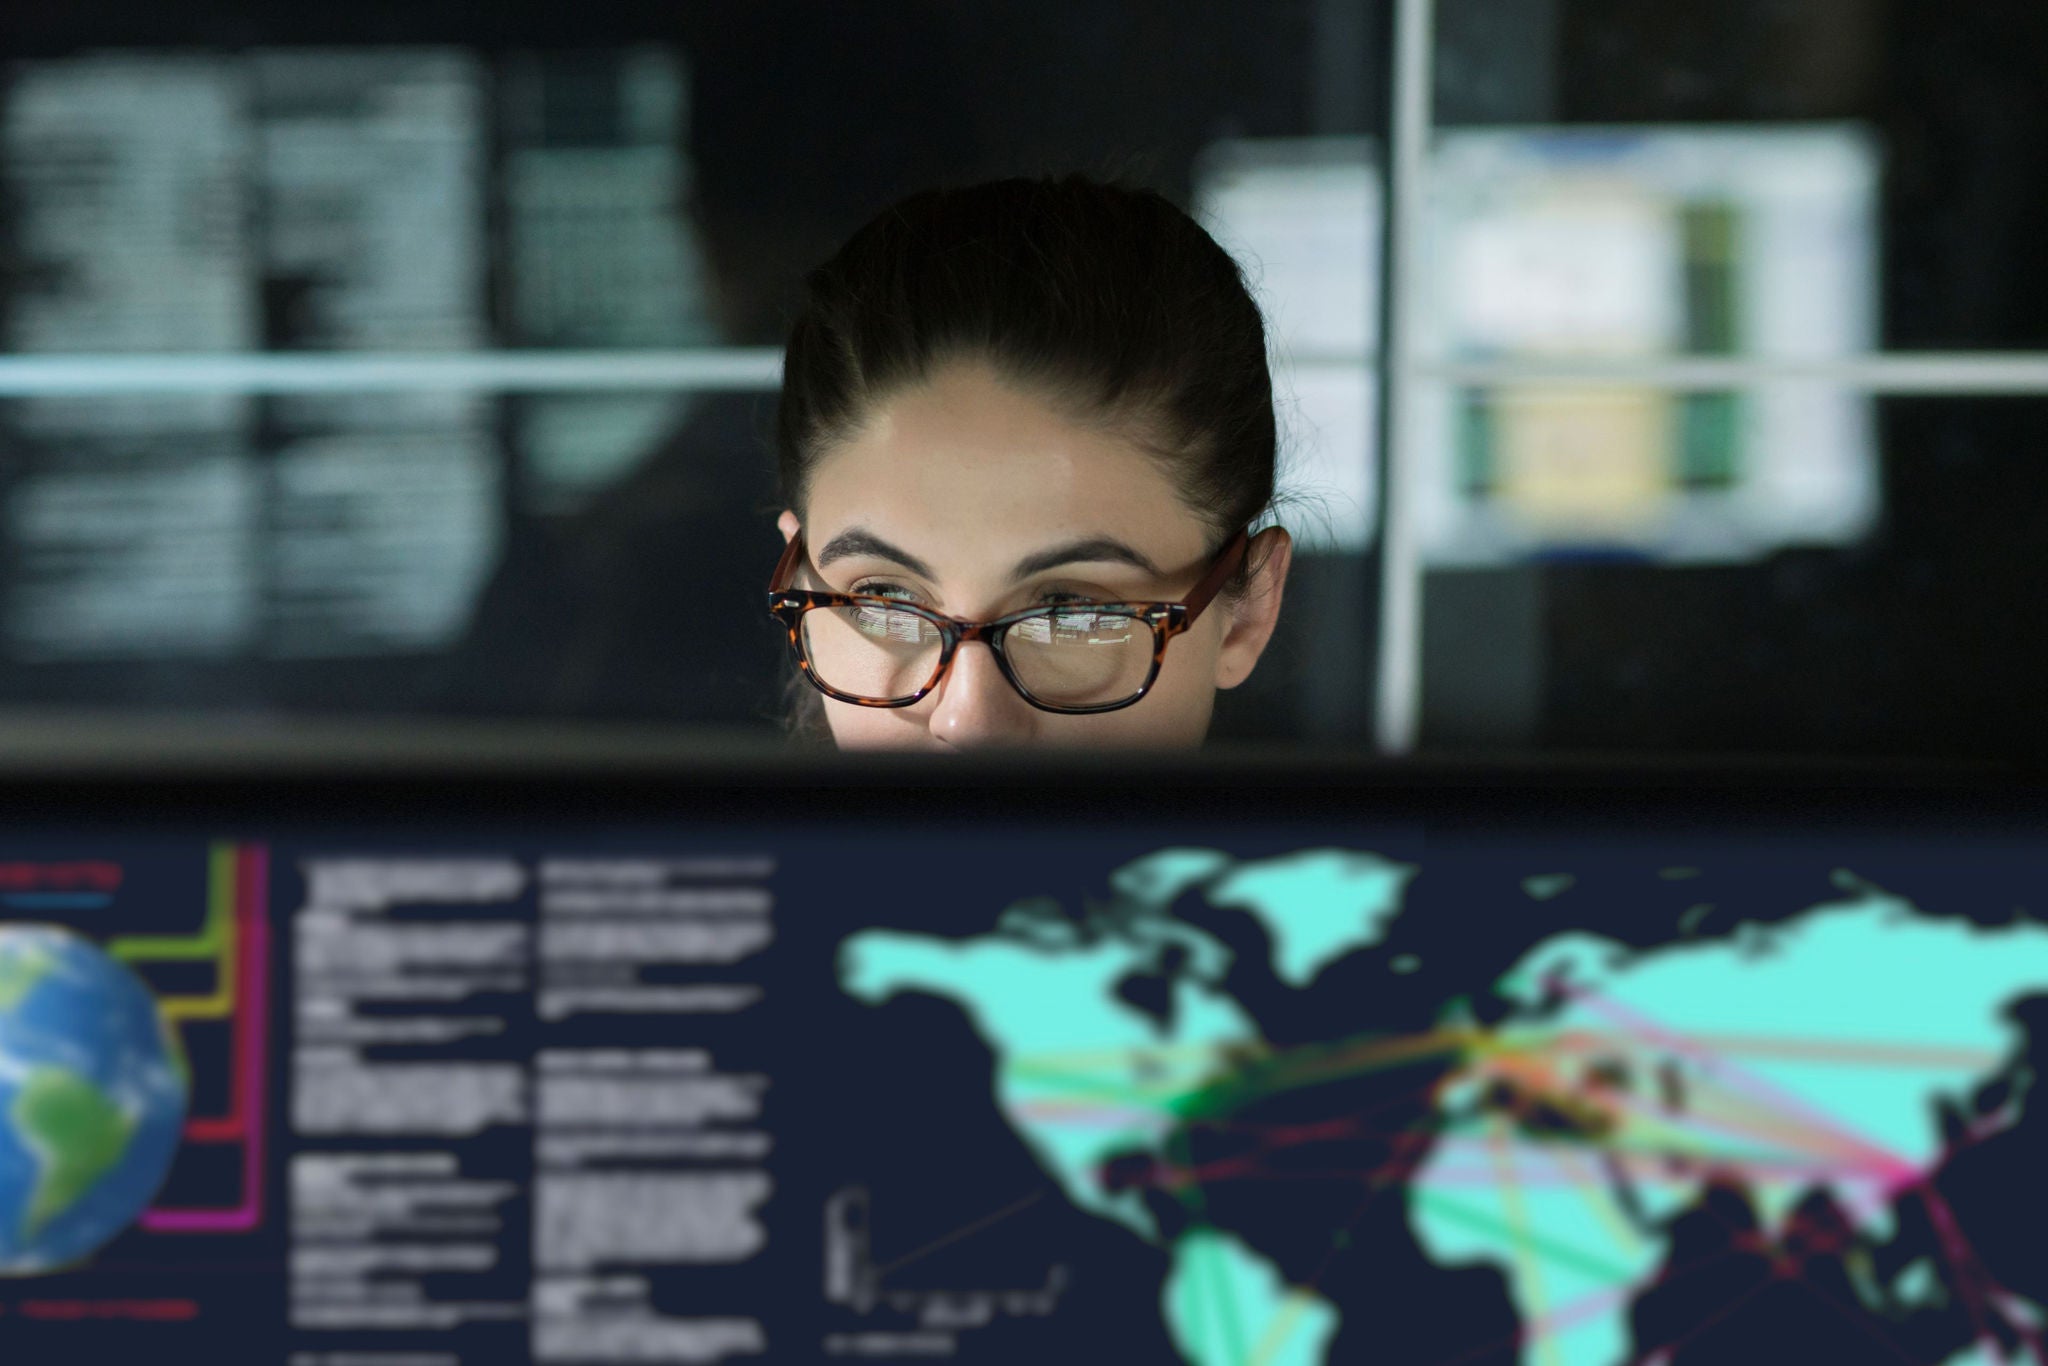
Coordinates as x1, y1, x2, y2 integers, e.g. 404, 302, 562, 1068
777, 173, 1278, 544
773, 174, 1281, 738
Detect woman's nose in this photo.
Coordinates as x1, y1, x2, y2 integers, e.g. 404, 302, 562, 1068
927, 641, 1035, 749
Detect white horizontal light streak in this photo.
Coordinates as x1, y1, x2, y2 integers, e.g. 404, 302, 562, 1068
1415, 354, 2048, 393
2, 350, 2046, 395
0, 348, 786, 394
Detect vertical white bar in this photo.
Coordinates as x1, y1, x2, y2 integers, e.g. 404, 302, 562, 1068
1375, 0, 1435, 753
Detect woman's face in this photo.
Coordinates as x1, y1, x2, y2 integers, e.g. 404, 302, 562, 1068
781, 361, 1291, 751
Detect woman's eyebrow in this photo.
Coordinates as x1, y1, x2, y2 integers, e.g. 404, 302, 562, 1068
1010, 537, 1162, 580
814, 527, 936, 579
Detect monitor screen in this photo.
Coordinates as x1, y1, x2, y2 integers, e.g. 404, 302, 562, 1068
1420, 124, 1882, 566
0, 768, 2040, 1365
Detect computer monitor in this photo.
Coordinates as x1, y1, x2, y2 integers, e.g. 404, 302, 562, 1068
0, 761, 2041, 1365
1420, 124, 1882, 566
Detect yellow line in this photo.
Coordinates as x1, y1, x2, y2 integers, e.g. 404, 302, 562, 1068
128, 844, 238, 1022
1245, 1288, 1319, 1366
1539, 1028, 1998, 1071
1547, 1143, 1649, 1262
1489, 1117, 1564, 1366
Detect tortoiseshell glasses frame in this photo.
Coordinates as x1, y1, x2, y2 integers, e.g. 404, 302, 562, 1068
766, 527, 1251, 714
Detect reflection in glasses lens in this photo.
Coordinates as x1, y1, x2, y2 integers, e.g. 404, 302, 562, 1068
802, 602, 944, 702
1003, 607, 1149, 707
797, 602, 1154, 708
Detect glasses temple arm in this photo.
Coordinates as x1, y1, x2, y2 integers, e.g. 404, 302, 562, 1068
769, 529, 807, 594
1180, 528, 1251, 626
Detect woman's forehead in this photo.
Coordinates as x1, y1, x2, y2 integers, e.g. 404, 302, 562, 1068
804, 365, 1210, 564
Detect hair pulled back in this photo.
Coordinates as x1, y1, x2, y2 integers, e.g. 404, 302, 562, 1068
776, 175, 1276, 549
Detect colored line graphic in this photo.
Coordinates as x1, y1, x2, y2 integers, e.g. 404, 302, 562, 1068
106, 844, 270, 1234
1006, 1003, 2042, 1366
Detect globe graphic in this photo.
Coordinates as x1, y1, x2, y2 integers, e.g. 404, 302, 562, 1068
0, 923, 189, 1275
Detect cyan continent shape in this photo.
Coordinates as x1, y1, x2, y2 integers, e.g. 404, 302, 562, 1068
839, 847, 1398, 1364
838, 848, 2048, 1366
1409, 887, 2048, 1366
1106, 847, 1417, 989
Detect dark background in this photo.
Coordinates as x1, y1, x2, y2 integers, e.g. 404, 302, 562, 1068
0, 1, 2044, 760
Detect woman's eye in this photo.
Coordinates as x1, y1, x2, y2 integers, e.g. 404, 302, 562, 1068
851, 580, 921, 603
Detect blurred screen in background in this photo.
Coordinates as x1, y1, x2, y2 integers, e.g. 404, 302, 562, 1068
1419, 125, 1879, 565
0, 0, 2042, 761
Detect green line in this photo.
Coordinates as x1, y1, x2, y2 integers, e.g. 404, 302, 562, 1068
1412, 1189, 1637, 1283
1199, 1230, 1248, 1366
109, 843, 233, 962
1015, 1031, 1476, 1129
1173, 1041, 1472, 1124
1012, 1029, 1462, 1085
1178, 1236, 1211, 1365
1004, 1068, 1188, 1109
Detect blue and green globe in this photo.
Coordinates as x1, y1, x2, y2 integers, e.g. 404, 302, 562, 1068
0, 923, 189, 1275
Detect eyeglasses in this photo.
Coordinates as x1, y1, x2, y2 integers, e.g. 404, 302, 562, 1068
766, 527, 1250, 714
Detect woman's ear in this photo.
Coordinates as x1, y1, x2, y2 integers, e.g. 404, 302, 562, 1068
777, 510, 801, 545
1213, 527, 1293, 690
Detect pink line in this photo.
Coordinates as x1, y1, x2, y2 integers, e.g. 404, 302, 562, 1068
1538, 1079, 1873, 1172
141, 846, 268, 1233
1413, 1167, 1895, 1188
1548, 973, 1916, 1182
1505, 978, 2037, 1360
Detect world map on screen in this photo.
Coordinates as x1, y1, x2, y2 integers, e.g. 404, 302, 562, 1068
840, 847, 2048, 1366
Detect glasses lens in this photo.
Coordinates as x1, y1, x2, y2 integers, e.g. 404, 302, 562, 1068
1003, 607, 1153, 708
800, 601, 944, 702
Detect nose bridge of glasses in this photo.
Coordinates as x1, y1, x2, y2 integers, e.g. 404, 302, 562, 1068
933, 628, 1023, 706
953, 617, 1002, 646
